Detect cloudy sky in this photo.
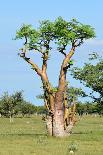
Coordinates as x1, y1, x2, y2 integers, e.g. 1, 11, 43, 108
0, 0, 103, 105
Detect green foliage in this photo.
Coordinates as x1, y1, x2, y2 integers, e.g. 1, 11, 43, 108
0, 91, 23, 117
89, 52, 102, 60
19, 101, 37, 116
67, 86, 86, 103
96, 102, 103, 115
69, 60, 74, 65
15, 24, 40, 50
39, 20, 55, 42
0, 91, 37, 117
51, 87, 58, 92
15, 24, 39, 40
68, 142, 78, 152
76, 102, 97, 115
72, 54, 103, 104
16, 24, 33, 39
15, 17, 95, 54
54, 17, 95, 48
71, 54, 103, 115
36, 106, 47, 114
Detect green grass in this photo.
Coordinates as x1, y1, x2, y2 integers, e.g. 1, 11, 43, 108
0, 115, 103, 155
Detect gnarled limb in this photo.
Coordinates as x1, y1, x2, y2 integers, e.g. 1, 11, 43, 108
20, 53, 42, 76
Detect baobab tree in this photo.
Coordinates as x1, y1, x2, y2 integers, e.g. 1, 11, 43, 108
15, 17, 95, 137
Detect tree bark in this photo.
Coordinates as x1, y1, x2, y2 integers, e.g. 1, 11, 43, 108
46, 115, 53, 136
53, 91, 66, 137
51, 47, 76, 137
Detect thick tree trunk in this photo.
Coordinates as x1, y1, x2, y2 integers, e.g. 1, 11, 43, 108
53, 91, 66, 137
45, 91, 66, 137
53, 109, 66, 137
45, 91, 75, 137
46, 111, 74, 137
45, 91, 73, 137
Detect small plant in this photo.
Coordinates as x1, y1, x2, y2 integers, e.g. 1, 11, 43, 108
68, 142, 78, 154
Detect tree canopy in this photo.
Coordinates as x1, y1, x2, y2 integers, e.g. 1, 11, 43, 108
71, 53, 103, 113
15, 17, 95, 56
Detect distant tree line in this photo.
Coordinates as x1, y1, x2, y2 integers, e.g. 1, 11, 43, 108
0, 91, 47, 122
0, 89, 102, 123
76, 102, 101, 116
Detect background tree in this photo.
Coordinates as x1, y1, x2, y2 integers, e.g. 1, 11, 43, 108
71, 53, 103, 115
66, 86, 86, 103
15, 17, 95, 137
76, 102, 97, 116
0, 91, 23, 122
19, 101, 37, 117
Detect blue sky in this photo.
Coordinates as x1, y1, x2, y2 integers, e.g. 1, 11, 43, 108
0, 0, 103, 105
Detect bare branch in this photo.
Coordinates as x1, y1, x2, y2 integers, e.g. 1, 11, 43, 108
24, 36, 28, 45
41, 43, 50, 73
42, 52, 49, 73
74, 38, 84, 47
59, 49, 66, 57
20, 53, 42, 76
58, 45, 67, 57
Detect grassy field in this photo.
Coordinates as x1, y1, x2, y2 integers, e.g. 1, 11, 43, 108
0, 115, 103, 155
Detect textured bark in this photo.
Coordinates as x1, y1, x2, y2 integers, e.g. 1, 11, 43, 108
53, 91, 66, 137
41, 75, 55, 114
53, 109, 66, 137
52, 92, 75, 137
46, 115, 53, 136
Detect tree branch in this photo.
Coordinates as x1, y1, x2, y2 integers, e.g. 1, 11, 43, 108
59, 50, 66, 57
24, 36, 28, 45
20, 53, 42, 76
58, 45, 67, 57
34, 46, 44, 54
63, 46, 75, 68
42, 53, 48, 73
42, 44, 49, 73
58, 46, 76, 91
75, 38, 83, 47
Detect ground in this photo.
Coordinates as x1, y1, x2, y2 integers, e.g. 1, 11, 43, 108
0, 115, 103, 155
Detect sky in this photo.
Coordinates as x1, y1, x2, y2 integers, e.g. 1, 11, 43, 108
0, 0, 103, 105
